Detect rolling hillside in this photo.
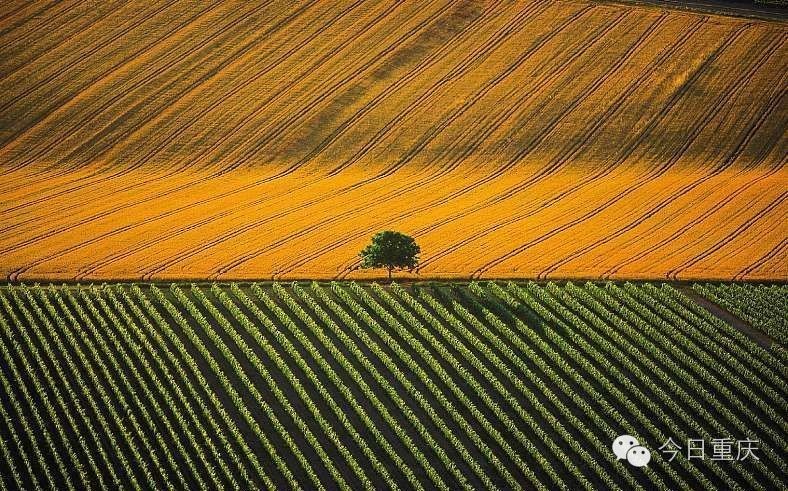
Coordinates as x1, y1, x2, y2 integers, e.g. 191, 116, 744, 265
1, 0, 786, 280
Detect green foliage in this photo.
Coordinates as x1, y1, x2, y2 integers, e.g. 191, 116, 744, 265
359, 231, 420, 278
0, 282, 784, 490
694, 283, 788, 347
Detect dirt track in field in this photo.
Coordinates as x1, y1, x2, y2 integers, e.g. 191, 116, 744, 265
1, 0, 786, 281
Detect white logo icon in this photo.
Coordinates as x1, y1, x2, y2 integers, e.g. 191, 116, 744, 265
612, 435, 639, 460
613, 435, 651, 467
626, 446, 651, 467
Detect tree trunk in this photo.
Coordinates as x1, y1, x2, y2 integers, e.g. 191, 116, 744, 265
387, 266, 392, 281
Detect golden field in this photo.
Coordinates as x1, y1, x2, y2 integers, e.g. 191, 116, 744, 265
0, 0, 786, 281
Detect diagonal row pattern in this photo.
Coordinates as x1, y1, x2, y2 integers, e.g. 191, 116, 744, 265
0, 281, 784, 489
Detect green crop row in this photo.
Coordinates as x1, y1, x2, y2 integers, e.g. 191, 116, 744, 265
0, 281, 783, 490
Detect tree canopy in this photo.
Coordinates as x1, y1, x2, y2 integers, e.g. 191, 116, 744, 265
359, 231, 420, 280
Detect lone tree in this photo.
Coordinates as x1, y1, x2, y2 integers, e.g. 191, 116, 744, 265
359, 231, 420, 280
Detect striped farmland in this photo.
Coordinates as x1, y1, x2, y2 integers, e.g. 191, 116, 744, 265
0, 281, 785, 489
1, 0, 786, 281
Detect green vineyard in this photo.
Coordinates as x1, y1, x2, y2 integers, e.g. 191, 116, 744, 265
0, 281, 784, 490
695, 283, 788, 347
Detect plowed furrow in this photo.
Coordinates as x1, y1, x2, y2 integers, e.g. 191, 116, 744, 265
113, 0, 370, 172
0, 0, 369, 225
0, 0, 182, 137
0, 2, 268, 211
193, 6, 615, 277
736, 238, 788, 280
153, 0, 411, 175
524, 29, 781, 278
410, 14, 686, 270
273, 13, 670, 278
10, 1, 263, 172
437, 23, 752, 276
66, 3, 552, 278
406, 16, 697, 250
324, 0, 553, 176
668, 192, 788, 279
213, 0, 461, 173
71, 3, 560, 278
601, 79, 787, 277
0, 1, 125, 82
0, 0, 61, 39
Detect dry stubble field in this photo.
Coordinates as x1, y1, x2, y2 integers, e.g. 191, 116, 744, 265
0, 0, 786, 281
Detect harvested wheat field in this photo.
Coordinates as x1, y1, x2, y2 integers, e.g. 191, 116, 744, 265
1, 0, 786, 281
